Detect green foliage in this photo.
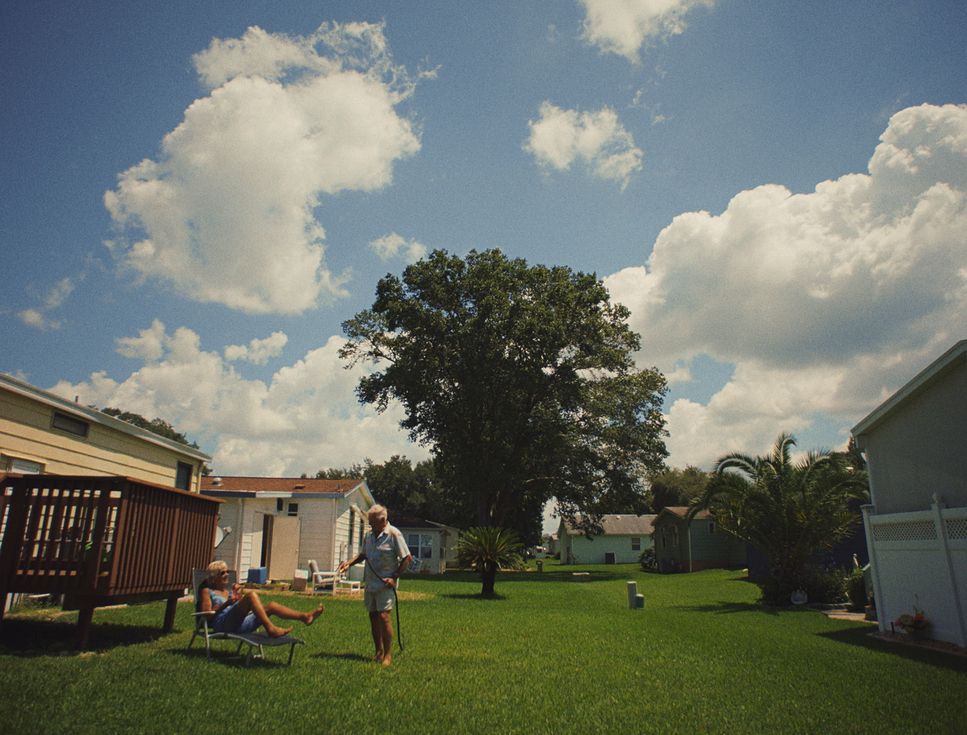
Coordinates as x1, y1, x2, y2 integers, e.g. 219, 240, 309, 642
846, 567, 867, 610
647, 465, 709, 512
100, 407, 198, 448
759, 566, 849, 606
456, 526, 524, 596
341, 248, 668, 533
693, 432, 869, 595
638, 547, 657, 571
314, 464, 365, 479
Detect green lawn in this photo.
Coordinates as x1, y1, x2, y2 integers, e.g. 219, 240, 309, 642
2, 565, 965, 734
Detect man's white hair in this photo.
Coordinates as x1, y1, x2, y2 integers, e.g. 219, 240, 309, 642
368, 504, 388, 522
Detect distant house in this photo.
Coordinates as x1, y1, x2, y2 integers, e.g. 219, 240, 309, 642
390, 511, 461, 574
852, 339, 967, 647
201, 476, 374, 582
652, 507, 746, 573
558, 514, 656, 564
0, 372, 209, 491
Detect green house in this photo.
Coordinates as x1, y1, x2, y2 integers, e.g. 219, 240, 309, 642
652, 507, 746, 573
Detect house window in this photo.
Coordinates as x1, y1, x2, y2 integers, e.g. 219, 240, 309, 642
708, 521, 716, 534
2, 455, 45, 474
51, 411, 89, 438
277, 498, 284, 513
406, 533, 433, 559
631, 537, 641, 551
287, 502, 299, 517
348, 509, 355, 548
175, 461, 192, 490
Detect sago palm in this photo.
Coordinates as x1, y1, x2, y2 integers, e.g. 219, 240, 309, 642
457, 526, 523, 597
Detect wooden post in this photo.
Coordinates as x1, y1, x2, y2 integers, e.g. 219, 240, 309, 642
76, 603, 94, 650
0, 484, 30, 628
163, 592, 179, 632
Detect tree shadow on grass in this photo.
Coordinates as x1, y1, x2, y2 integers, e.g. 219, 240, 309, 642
0, 618, 168, 656
817, 626, 967, 673
672, 602, 790, 617
441, 593, 508, 601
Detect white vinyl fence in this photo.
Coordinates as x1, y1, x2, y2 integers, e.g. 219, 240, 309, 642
863, 498, 967, 647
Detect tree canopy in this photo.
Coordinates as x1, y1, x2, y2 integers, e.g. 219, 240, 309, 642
100, 407, 199, 448
340, 248, 668, 534
647, 466, 710, 513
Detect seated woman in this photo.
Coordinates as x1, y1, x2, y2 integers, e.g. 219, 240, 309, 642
200, 561, 325, 638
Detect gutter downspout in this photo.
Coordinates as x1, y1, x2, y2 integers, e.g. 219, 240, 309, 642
234, 498, 244, 575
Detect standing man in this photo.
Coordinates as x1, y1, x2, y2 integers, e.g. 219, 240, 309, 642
338, 504, 411, 667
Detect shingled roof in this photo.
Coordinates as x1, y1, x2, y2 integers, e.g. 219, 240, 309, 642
200, 475, 367, 497
562, 514, 657, 536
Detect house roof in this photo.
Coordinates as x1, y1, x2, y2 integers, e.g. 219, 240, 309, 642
852, 339, 967, 439
201, 475, 370, 500
562, 514, 657, 536
656, 506, 712, 522
0, 372, 210, 462
388, 510, 461, 533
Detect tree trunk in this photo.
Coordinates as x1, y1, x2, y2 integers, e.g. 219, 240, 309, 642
480, 560, 497, 597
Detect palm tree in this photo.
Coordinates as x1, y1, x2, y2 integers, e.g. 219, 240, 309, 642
457, 526, 523, 597
691, 433, 868, 598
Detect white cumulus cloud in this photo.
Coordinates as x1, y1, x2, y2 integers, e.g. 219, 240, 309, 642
524, 102, 642, 188
581, 0, 716, 62
104, 22, 421, 315
369, 233, 427, 263
605, 103, 967, 467
224, 331, 288, 365
50, 322, 427, 476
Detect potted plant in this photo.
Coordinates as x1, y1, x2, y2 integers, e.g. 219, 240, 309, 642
895, 607, 930, 639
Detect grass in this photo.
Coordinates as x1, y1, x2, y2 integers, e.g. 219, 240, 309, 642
2, 563, 965, 734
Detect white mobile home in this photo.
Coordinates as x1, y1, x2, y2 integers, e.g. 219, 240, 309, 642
201, 476, 374, 582
558, 514, 656, 565
852, 340, 967, 647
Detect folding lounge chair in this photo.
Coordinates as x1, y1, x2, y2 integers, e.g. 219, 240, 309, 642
187, 569, 304, 665
307, 559, 359, 594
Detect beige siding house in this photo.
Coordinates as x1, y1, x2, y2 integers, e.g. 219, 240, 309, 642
201, 476, 375, 582
0, 373, 209, 491
558, 514, 657, 564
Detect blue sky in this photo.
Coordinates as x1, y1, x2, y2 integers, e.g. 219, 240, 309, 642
3, 1, 966, 511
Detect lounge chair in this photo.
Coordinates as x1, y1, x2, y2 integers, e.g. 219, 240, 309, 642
308, 559, 361, 594
187, 569, 304, 665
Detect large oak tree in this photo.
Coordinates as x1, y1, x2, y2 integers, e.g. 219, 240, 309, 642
340, 249, 668, 534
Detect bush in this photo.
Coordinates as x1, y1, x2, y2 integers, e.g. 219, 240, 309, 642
846, 567, 867, 610
638, 548, 657, 571
758, 566, 849, 606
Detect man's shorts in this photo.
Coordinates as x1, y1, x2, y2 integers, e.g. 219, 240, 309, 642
364, 586, 395, 612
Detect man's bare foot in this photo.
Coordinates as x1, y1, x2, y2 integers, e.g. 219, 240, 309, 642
373, 652, 384, 663
381, 654, 392, 667
267, 625, 292, 638
305, 604, 325, 625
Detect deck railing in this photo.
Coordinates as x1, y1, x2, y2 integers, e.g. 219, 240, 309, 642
0, 474, 221, 647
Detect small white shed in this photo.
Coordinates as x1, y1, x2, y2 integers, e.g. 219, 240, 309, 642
558, 514, 656, 565
852, 340, 967, 647
201, 476, 374, 582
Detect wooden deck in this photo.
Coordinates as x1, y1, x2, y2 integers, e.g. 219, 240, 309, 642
0, 474, 220, 648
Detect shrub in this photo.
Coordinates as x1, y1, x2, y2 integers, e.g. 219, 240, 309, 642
846, 567, 867, 610
638, 548, 657, 571
758, 566, 848, 606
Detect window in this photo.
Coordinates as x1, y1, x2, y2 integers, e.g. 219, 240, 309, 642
348, 509, 355, 548
175, 461, 192, 490
51, 411, 89, 438
406, 533, 433, 559
2, 455, 44, 474
276, 498, 284, 512
631, 537, 641, 551
287, 502, 299, 517
708, 521, 716, 535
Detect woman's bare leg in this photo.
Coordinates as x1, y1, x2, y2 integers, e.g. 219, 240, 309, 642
265, 600, 325, 624
235, 592, 291, 637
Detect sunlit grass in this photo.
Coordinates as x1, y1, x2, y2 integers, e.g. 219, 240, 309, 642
2, 564, 964, 734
